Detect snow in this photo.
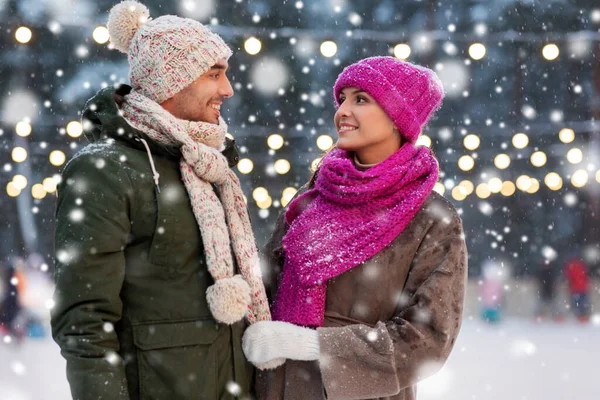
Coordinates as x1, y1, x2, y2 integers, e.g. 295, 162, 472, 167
1, 90, 39, 124
418, 318, 599, 400
1, 317, 597, 399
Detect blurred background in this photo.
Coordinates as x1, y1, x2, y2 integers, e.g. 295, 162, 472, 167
1, 0, 599, 399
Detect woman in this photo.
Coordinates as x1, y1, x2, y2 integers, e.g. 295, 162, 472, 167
243, 56, 468, 400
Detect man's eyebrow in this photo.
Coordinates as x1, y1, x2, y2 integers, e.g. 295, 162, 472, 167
210, 64, 228, 71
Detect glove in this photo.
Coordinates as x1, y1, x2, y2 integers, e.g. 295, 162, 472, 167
242, 321, 320, 367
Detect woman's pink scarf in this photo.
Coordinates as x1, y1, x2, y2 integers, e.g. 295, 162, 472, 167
272, 143, 439, 327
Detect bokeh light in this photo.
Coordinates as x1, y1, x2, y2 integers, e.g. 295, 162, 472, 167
237, 158, 254, 174
49, 150, 66, 166
244, 37, 262, 55
468, 43, 486, 60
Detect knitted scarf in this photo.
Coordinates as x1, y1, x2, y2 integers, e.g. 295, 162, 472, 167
121, 91, 271, 325
272, 144, 439, 327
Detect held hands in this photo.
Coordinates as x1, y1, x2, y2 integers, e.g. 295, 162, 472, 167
242, 321, 320, 369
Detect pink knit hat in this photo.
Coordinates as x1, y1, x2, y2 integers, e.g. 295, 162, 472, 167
107, 1, 232, 104
333, 56, 444, 144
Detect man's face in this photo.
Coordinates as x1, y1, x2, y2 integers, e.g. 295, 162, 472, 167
160, 58, 234, 124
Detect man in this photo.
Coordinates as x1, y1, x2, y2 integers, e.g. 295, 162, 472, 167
50, 2, 273, 399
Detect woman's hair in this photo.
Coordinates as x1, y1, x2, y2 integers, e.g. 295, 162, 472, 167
307, 145, 337, 189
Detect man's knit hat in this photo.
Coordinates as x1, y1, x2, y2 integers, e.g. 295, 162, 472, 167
333, 56, 444, 144
107, 1, 232, 104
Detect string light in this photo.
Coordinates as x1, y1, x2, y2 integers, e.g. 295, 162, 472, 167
394, 44, 411, 59
530, 151, 547, 167
416, 135, 432, 148
458, 155, 475, 171
49, 150, 66, 166
16, 121, 32, 137
31, 184, 46, 199
433, 182, 446, 195
559, 128, 575, 143
542, 43, 560, 60
566, 148, 583, 164
43, 177, 57, 193
512, 133, 529, 149
274, 159, 291, 174
464, 134, 480, 150
452, 186, 467, 201
320, 41, 338, 57
244, 37, 262, 55
66, 121, 83, 138
256, 196, 273, 209
476, 183, 491, 199
458, 180, 474, 195
281, 187, 298, 207
468, 43, 486, 60
516, 175, 532, 192
571, 169, 588, 188
12, 147, 28, 163
501, 181, 516, 196
494, 154, 511, 170
237, 158, 254, 174
6, 182, 21, 197
488, 178, 503, 193
316, 135, 334, 151
267, 134, 284, 150
527, 178, 540, 194
15, 27, 32, 44
252, 187, 269, 202
12, 175, 28, 190
92, 26, 110, 44
544, 172, 563, 191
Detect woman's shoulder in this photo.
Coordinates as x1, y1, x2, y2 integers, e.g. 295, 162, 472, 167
415, 190, 464, 239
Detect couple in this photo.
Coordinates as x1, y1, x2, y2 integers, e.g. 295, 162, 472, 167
50, 2, 468, 400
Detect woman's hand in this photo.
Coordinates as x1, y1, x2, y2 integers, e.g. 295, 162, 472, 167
242, 321, 320, 368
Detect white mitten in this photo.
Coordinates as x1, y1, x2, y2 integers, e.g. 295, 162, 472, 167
254, 357, 286, 371
242, 321, 320, 367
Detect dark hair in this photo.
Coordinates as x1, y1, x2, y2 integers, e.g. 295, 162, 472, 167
307, 145, 337, 189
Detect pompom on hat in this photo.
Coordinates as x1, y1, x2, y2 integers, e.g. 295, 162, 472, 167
333, 56, 445, 144
107, 1, 232, 104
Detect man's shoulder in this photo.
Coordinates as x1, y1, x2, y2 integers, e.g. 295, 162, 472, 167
67, 139, 142, 171
60, 140, 140, 187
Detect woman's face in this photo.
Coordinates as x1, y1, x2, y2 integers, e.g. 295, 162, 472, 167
334, 87, 400, 163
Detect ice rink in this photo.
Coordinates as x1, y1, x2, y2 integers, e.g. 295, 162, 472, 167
1, 317, 598, 400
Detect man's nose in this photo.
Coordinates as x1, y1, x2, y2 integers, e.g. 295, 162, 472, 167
220, 76, 234, 98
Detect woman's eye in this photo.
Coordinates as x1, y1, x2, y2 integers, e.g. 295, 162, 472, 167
356, 96, 367, 103
339, 97, 346, 103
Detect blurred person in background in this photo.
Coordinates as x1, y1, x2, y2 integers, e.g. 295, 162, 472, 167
564, 257, 591, 323
534, 262, 564, 323
0, 256, 26, 341
479, 261, 505, 324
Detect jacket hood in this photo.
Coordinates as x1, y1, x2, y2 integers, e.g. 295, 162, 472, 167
82, 84, 181, 159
